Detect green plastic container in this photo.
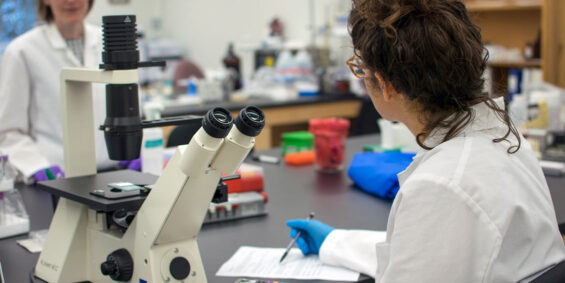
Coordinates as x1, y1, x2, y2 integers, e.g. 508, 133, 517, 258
281, 131, 314, 156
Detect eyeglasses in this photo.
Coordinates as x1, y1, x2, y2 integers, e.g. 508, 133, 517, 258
347, 55, 367, 79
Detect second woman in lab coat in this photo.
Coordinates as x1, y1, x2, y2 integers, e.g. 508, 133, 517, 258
286, 0, 565, 282
0, 0, 116, 182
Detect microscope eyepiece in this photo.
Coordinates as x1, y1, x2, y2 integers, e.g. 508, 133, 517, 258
202, 108, 233, 138
213, 111, 230, 123
235, 106, 265, 137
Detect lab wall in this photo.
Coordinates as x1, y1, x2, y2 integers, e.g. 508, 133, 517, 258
87, 0, 163, 36
160, 0, 340, 71
87, 0, 348, 81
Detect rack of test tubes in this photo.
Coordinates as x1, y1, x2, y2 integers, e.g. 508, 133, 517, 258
204, 163, 268, 224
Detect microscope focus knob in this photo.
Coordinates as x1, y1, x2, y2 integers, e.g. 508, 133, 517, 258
100, 248, 133, 281
169, 257, 191, 280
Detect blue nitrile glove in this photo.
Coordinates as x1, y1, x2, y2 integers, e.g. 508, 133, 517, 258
286, 219, 335, 255
118, 158, 142, 171
33, 165, 65, 182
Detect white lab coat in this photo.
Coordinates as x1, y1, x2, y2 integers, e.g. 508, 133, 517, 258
0, 23, 116, 179
320, 98, 565, 282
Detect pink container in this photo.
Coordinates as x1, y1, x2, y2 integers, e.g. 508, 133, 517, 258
309, 118, 350, 172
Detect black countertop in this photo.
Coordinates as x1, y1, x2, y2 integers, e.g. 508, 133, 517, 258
2, 134, 565, 283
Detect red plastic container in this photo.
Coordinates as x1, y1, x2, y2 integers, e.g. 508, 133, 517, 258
309, 118, 350, 172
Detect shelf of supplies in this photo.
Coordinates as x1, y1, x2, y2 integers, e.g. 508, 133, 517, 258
487, 59, 541, 68
465, 0, 542, 12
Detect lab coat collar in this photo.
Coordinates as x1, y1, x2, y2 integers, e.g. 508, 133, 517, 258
421, 97, 505, 149
45, 23, 67, 50
398, 155, 418, 186
45, 22, 100, 66
398, 97, 506, 186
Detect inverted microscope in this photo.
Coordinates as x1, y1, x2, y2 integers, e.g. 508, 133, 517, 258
33, 15, 265, 282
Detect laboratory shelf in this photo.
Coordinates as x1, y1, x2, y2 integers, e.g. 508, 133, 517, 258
487, 59, 542, 68
465, 0, 542, 12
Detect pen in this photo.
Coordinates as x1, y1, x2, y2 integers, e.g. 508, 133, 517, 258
0, 261, 5, 283
45, 168, 55, 180
279, 212, 315, 263
252, 154, 280, 164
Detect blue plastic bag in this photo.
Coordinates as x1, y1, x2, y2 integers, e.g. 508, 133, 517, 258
347, 152, 415, 199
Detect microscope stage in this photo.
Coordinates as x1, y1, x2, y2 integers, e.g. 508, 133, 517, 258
37, 170, 158, 212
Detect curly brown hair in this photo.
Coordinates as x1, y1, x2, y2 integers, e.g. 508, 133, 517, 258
37, 0, 94, 23
349, 0, 520, 153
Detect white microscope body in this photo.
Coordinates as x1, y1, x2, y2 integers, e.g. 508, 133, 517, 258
34, 66, 261, 282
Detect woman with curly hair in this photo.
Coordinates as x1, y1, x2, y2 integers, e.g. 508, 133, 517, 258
286, 1, 565, 281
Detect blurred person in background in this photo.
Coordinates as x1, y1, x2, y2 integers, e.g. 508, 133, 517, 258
0, 0, 120, 183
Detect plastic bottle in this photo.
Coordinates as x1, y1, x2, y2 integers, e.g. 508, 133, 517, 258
187, 77, 198, 96
0, 153, 30, 237
508, 94, 528, 128
507, 68, 523, 102
275, 50, 295, 75
222, 42, 242, 90
0, 153, 17, 193
294, 50, 313, 76
142, 102, 165, 175
294, 50, 318, 97
378, 119, 419, 153
294, 50, 317, 97
273, 50, 300, 100
254, 57, 276, 83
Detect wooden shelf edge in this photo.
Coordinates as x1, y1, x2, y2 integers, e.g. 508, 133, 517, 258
465, 0, 542, 12
487, 59, 542, 68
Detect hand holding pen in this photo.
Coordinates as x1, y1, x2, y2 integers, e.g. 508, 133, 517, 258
280, 212, 315, 263
281, 213, 335, 263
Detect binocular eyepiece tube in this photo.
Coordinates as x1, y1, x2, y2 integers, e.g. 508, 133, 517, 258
234, 106, 266, 137
179, 106, 265, 176
200, 106, 265, 142
202, 108, 233, 139
201, 106, 265, 139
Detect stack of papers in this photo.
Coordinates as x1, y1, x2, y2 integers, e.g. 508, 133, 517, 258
216, 246, 360, 281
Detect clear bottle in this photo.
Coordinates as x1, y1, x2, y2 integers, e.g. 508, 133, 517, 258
0, 153, 17, 193
275, 50, 295, 75
294, 50, 313, 74
254, 56, 277, 87
0, 153, 29, 238
142, 103, 165, 175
